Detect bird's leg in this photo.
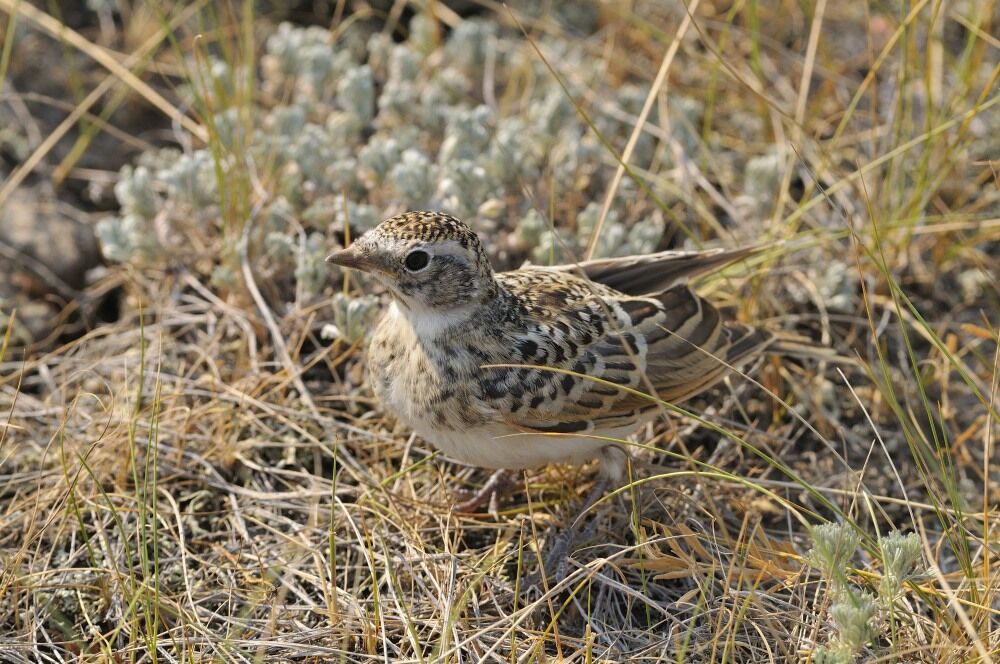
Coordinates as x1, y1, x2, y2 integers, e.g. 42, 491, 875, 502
452, 468, 514, 513
540, 474, 610, 581
572, 472, 612, 526
536, 446, 628, 584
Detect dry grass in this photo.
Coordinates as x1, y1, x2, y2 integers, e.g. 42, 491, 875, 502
1, 1, 999, 662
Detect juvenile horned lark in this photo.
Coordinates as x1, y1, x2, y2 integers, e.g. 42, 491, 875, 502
327, 211, 776, 509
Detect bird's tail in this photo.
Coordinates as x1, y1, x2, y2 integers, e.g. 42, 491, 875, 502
767, 333, 862, 367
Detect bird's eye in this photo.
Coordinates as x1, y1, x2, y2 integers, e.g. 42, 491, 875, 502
404, 250, 430, 272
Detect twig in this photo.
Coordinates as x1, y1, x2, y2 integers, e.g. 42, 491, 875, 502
586, 0, 701, 260
238, 207, 320, 419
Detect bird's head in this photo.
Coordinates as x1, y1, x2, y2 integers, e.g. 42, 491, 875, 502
327, 211, 498, 314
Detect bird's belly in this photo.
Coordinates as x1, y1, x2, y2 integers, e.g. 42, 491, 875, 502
412, 422, 612, 469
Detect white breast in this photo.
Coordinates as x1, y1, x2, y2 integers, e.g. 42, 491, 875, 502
410, 419, 636, 470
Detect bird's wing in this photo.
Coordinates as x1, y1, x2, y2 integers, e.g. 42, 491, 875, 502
482, 269, 772, 436
544, 246, 759, 296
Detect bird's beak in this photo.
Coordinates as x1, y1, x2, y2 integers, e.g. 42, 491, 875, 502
326, 246, 379, 273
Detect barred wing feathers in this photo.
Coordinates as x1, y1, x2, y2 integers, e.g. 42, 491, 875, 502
484, 262, 771, 436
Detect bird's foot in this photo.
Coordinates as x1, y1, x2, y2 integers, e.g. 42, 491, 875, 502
452, 468, 513, 514
523, 476, 610, 588
532, 517, 600, 586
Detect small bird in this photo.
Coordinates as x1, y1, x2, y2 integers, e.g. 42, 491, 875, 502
327, 211, 776, 511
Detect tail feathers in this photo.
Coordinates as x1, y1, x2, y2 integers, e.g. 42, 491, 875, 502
723, 323, 775, 367
767, 333, 862, 367
558, 246, 761, 297
723, 325, 860, 368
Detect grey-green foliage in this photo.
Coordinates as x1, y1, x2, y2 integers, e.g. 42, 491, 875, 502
337, 65, 375, 123
809, 522, 861, 589
744, 151, 783, 215
830, 589, 878, 651
808, 522, 870, 660
97, 14, 705, 302
265, 231, 295, 263
331, 201, 381, 233
212, 107, 241, 151
439, 105, 493, 164
159, 150, 218, 207
517, 201, 664, 265
0, 124, 32, 162
808, 525, 924, 661
85, 0, 117, 12
408, 13, 438, 55
95, 214, 154, 264
210, 259, 239, 291
668, 96, 704, 156
375, 42, 429, 127
390, 149, 437, 209
322, 292, 380, 344
263, 22, 357, 99
577, 202, 624, 258
434, 106, 500, 217
296, 233, 329, 296
114, 165, 158, 219
785, 255, 857, 315
290, 123, 349, 185
549, 127, 601, 194
95, 165, 162, 263
811, 642, 854, 664
527, 89, 573, 138
189, 57, 237, 107
488, 117, 543, 186
816, 262, 855, 313
302, 196, 382, 239
437, 161, 497, 219
513, 209, 547, 253
596, 84, 658, 167
444, 19, 498, 70
877, 530, 923, 603
417, 68, 467, 130
359, 133, 406, 183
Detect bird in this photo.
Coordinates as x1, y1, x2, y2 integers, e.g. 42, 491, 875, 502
327, 210, 779, 513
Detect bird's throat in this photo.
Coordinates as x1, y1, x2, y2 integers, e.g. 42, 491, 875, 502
392, 299, 484, 340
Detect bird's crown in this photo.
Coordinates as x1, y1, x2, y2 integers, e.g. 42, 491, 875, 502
376, 211, 482, 248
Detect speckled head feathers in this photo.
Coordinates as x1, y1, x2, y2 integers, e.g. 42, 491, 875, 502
377, 211, 482, 247
329, 211, 497, 313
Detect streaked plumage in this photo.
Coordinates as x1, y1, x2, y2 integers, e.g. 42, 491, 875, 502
327, 211, 773, 477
